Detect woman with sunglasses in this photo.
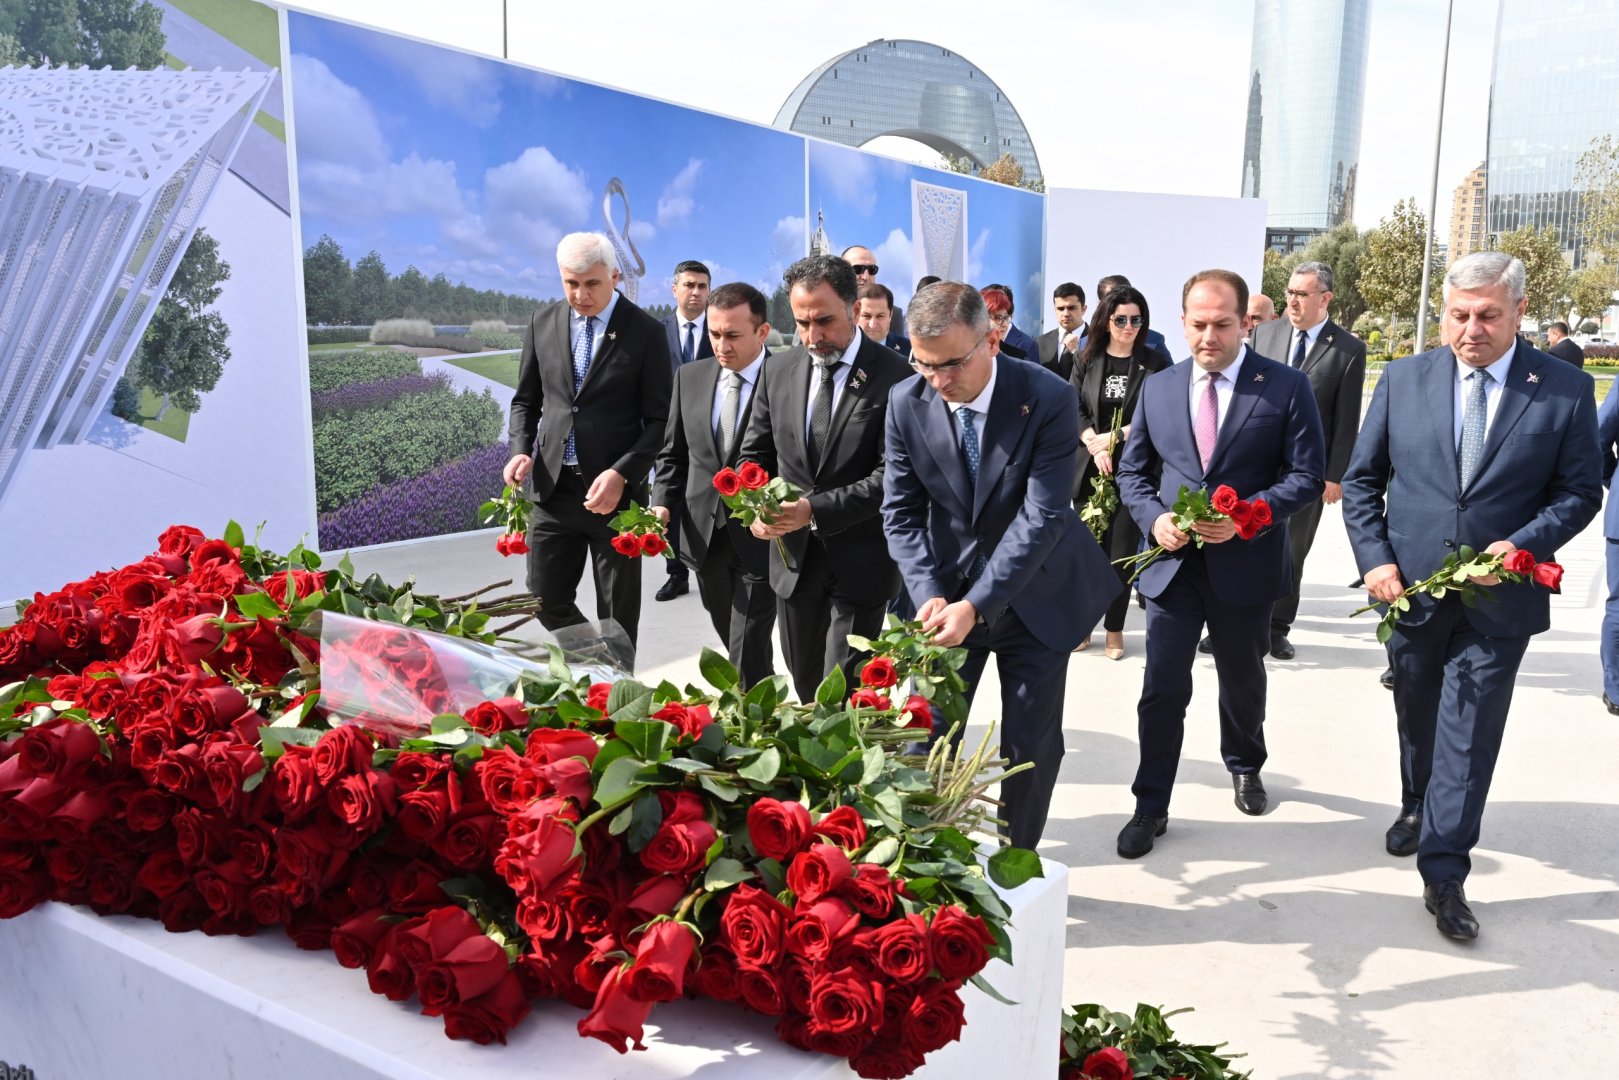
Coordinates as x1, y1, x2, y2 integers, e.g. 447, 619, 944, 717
1070, 286, 1168, 658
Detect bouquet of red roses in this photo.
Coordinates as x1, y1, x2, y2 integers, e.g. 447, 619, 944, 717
1114, 484, 1273, 583
608, 503, 671, 559
1352, 544, 1565, 644
715, 461, 800, 569
480, 485, 533, 557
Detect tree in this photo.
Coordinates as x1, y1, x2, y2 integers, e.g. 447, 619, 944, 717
0, 30, 22, 64
1260, 248, 1289, 313
1569, 263, 1618, 327
131, 229, 232, 421
13, 0, 163, 69
302, 234, 352, 325
1360, 198, 1442, 346
350, 250, 390, 324
1295, 222, 1369, 328
391, 265, 429, 317
1575, 134, 1619, 267
427, 272, 453, 322
1494, 224, 1567, 325
768, 284, 794, 337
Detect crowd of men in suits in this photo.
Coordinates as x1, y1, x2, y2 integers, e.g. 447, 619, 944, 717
504, 233, 1602, 942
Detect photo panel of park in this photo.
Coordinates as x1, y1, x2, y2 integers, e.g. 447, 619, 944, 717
0, 0, 305, 603
287, 11, 810, 552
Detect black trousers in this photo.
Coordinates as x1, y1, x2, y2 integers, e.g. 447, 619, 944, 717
665, 495, 690, 581
695, 524, 777, 689
1095, 505, 1144, 634
1132, 550, 1269, 816
1270, 496, 1323, 634
526, 467, 643, 652
777, 536, 887, 702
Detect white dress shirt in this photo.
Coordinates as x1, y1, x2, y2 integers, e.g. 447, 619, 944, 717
945, 357, 1000, 447
803, 328, 863, 438
1287, 317, 1326, 367
1452, 344, 1515, 449
710, 348, 764, 434
1187, 346, 1249, 432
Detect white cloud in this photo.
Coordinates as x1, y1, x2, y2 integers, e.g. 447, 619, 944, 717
290, 54, 387, 168
967, 228, 992, 282
656, 158, 705, 228
298, 152, 464, 223
815, 148, 877, 217
872, 228, 913, 309
353, 34, 505, 127
475, 146, 593, 258
771, 215, 806, 260
628, 219, 657, 243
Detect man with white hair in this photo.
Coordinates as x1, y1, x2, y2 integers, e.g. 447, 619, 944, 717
1343, 251, 1601, 941
504, 232, 673, 658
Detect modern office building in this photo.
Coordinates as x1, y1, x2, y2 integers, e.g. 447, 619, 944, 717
0, 65, 272, 507
1487, 0, 1619, 266
775, 39, 1042, 188
1450, 163, 1489, 261
1240, 0, 1372, 253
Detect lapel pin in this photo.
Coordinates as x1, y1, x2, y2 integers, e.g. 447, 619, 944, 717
607, 331, 617, 342
1253, 372, 1266, 383
1020, 403, 1031, 416
849, 368, 868, 391
1527, 372, 1540, 384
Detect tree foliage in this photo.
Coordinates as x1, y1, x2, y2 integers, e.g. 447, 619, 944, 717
5, 0, 164, 69
1359, 198, 1441, 322
1260, 249, 1289, 313
1569, 263, 1618, 326
1493, 224, 1567, 325
940, 152, 1043, 193
130, 229, 231, 421
301, 235, 351, 326
1575, 134, 1619, 266
300, 235, 543, 325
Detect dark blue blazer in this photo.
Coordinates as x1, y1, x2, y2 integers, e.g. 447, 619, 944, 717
883, 332, 911, 356
1116, 346, 1326, 606
661, 313, 713, 368
1601, 378, 1619, 538
1343, 342, 1602, 636
1144, 328, 1173, 366
1000, 323, 1039, 362
881, 356, 1119, 651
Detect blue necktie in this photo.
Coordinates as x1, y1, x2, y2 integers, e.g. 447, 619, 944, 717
1292, 330, 1308, 369
959, 409, 988, 579
1458, 370, 1488, 489
565, 315, 594, 465
682, 322, 695, 365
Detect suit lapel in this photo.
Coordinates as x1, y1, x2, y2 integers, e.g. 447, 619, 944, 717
1205, 351, 1263, 475
697, 362, 724, 460
1301, 321, 1337, 375
914, 389, 973, 515
1424, 349, 1461, 488
1467, 342, 1543, 491
1163, 360, 1200, 471
575, 295, 625, 397
778, 348, 811, 471
972, 361, 1028, 522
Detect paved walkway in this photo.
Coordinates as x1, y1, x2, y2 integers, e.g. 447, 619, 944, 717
348, 500, 1619, 1078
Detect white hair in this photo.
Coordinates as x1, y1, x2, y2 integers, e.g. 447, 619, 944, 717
556, 232, 618, 274
1445, 251, 1525, 305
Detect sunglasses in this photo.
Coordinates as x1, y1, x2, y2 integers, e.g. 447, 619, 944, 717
910, 333, 985, 374
850, 263, 879, 275
1111, 315, 1144, 328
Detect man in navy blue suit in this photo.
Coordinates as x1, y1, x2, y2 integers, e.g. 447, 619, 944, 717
1598, 378, 1619, 715
1113, 269, 1326, 858
882, 282, 1118, 848
1343, 252, 1601, 940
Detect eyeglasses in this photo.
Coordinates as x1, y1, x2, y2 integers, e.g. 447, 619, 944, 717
1111, 315, 1144, 328
1284, 289, 1323, 300
989, 313, 1012, 326
910, 333, 985, 374
850, 263, 879, 275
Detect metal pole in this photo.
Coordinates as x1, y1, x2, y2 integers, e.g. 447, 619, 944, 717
502, 0, 509, 58
1415, 0, 1455, 353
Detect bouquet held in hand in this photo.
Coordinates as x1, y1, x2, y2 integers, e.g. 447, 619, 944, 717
1114, 484, 1273, 583
1353, 544, 1564, 644
608, 503, 671, 559
479, 485, 533, 557
715, 461, 800, 569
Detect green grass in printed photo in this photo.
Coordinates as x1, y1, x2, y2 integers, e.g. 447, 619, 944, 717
443, 352, 522, 389
166, 0, 282, 67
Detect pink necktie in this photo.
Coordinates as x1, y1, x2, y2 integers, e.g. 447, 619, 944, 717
1195, 373, 1219, 470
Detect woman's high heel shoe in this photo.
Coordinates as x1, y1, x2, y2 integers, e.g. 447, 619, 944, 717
1104, 631, 1125, 661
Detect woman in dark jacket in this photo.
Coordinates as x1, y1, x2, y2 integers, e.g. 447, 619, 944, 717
1070, 285, 1168, 658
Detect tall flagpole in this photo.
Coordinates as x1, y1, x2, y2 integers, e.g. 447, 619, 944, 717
1415, 0, 1456, 353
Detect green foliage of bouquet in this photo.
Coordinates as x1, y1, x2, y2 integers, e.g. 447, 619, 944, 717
1059, 1003, 1249, 1080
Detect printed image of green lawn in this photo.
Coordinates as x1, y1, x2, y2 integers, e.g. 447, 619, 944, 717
165, 0, 281, 66
309, 341, 373, 352
133, 386, 192, 441
443, 352, 521, 389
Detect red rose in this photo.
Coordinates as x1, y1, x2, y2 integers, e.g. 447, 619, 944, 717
465, 696, 528, 735
432, 809, 503, 870
719, 883, 792, 967
157, 525, 206, 558
494, 814, 581, 902
1502, 548, 1537, 575
167, 614, 224, 666
627, 873, 687, 918
624, 919, 697, 1002
610, 533, 641, 557
397, 788, 452, 843
691, 945, 741, 1002
860, 656, 898, 689
903, 979, 967, 1054
900, 694, 933, 733
849, 1042, 926, 1079
1250, 498, 1273, 527
1210, 484, 1239, 514
786, 842, 853, 904
1228, 500, 1257, 540
586, 683, 612, 711
495, 533, 511, 557
713, 468, 743, 497
525, 727, 599, 765
812, 805, 868, 850
848, 688, 891, 711
747, 798, 812, 862
17, 718, 102, 780
312, 725, 373, 785
271, 746, 325, 821
331, 907, 390, 969
841, 862, 900, 919
638, 532, 668, 557
578, 964, 654, 1053
366, 921, 420, 1001
929, 904, 994, 981
810, 969, 885, 1036
416, 933, 512, 1016
442, 968, 530, 1045
657, 789, 706, 824
1533, 560, 1564, 589
503, 532, 529, 556
652, 701, 714, 741
784, 897, 859, 962
327, 770, 397, 832
737, 461, 769, 490
737, 966, 785, 1015
871, 913, 931, 984
639, 818, 717, 875
1081, 1046, 1133, 1080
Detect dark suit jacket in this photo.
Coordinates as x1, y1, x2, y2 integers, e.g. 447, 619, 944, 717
652, 355, 771, 574
1116, 347, 1327, 605
1143, 328, 1174, 366
883, 332, 911, 357
507, 295, 672, 503
1252, 317, 1368, 484
1070, 347, 1170, 501
737, 332, 912, 598
662, 313, 714, 367
1000, 323, 1039, 362
1036, 328, 1081, 383
1547, 337, 1586, 368
1601, 378, 1619, 538
1342, 341, 1602, 636
882, 358, 1118, 650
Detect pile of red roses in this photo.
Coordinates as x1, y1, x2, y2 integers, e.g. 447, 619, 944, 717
1, 526, 1038, 1077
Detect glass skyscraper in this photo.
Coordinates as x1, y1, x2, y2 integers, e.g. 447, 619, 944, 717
1487, 0, 1619, 266
1241, 0, 1371, 251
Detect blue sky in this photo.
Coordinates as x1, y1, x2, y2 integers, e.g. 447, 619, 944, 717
287, 13, 808, 303
808, 140, 1045, 331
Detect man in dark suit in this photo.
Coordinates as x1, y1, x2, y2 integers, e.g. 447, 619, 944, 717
1098, 274, 1174, 366
1252, 261, 1368, 659
1114, 269, 1326, 858
1343, 251, 1601, 940
856, 282, 910, 356
1036, 281, 1087, 383
739, 255, 912, 701
982, 284, 1039, 361
503, 232, 672, 659
655, 260, 714, 602
1600, 379, 1619, 716
883, 283, 1119, 848
1545, 321, 1586, 367
651, 283, 776, 688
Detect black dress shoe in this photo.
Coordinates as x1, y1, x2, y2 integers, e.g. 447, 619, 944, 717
654, 576, 689, 602
1269, 633, 1295, 660
1116, 813, 1168, 859
1197, 635, 1213, 654
1385, 805, 1421, 856
1232, 773, 1267, 815
1604, 693, 1619, 716
1379, 666, 1395, 691
1423, 880, 1479, 940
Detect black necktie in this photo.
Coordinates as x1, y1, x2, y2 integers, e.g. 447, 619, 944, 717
682, 322, 695, 365
808, 359, 842, 470
1292, 331, 1308, 369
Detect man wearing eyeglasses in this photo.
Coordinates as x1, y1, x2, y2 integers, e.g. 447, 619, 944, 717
881, 282, 1118, 848
983, 284, 1040, 362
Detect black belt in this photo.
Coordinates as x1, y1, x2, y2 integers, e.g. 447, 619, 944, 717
563, 463, 583, 475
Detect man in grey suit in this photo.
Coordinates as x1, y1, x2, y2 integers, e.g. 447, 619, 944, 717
655, 260, 715, 602
1252, 261, 1368, 659
1343, 251, 1601, 940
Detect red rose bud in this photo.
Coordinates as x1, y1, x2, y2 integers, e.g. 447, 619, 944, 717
871, 913, 932, 984
1532, 560, 1564, 589
737, 461, 769, 490
904, 978, 968, 1054
929, 904, 994, 981
848, 688, 891, 711
504, 532, 529, 556
841, 862, 900, 919
577, 964, 654, 1053
442, 969, 530, 1046
784, 897, 859, 962
786, 842, 853, 904
637, 532, 668, 557
713, 468, 743, 497
657, 789, 707, 824
639, 818, 717, 876
719, 884, 793, 968
1502, 548, 1537, 575
1210, 484, 1240, 514
624, 920, 697, 1002
747, 798, 812, 862
901, 694, 933, 733
416, 933, 511, 1016
1081, 1047, 1133, 1080
464, 696, 528, 735
586, 682, 612, 711
1250, 498, 1273, 527
1228, 500, 1257, 540
610, 533, 641, 557
859, 656, 898, 688
494, 534, 511, 557
811, 805, 867, 850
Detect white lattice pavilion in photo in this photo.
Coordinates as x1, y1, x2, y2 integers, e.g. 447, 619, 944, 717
0, 65, 272, 507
